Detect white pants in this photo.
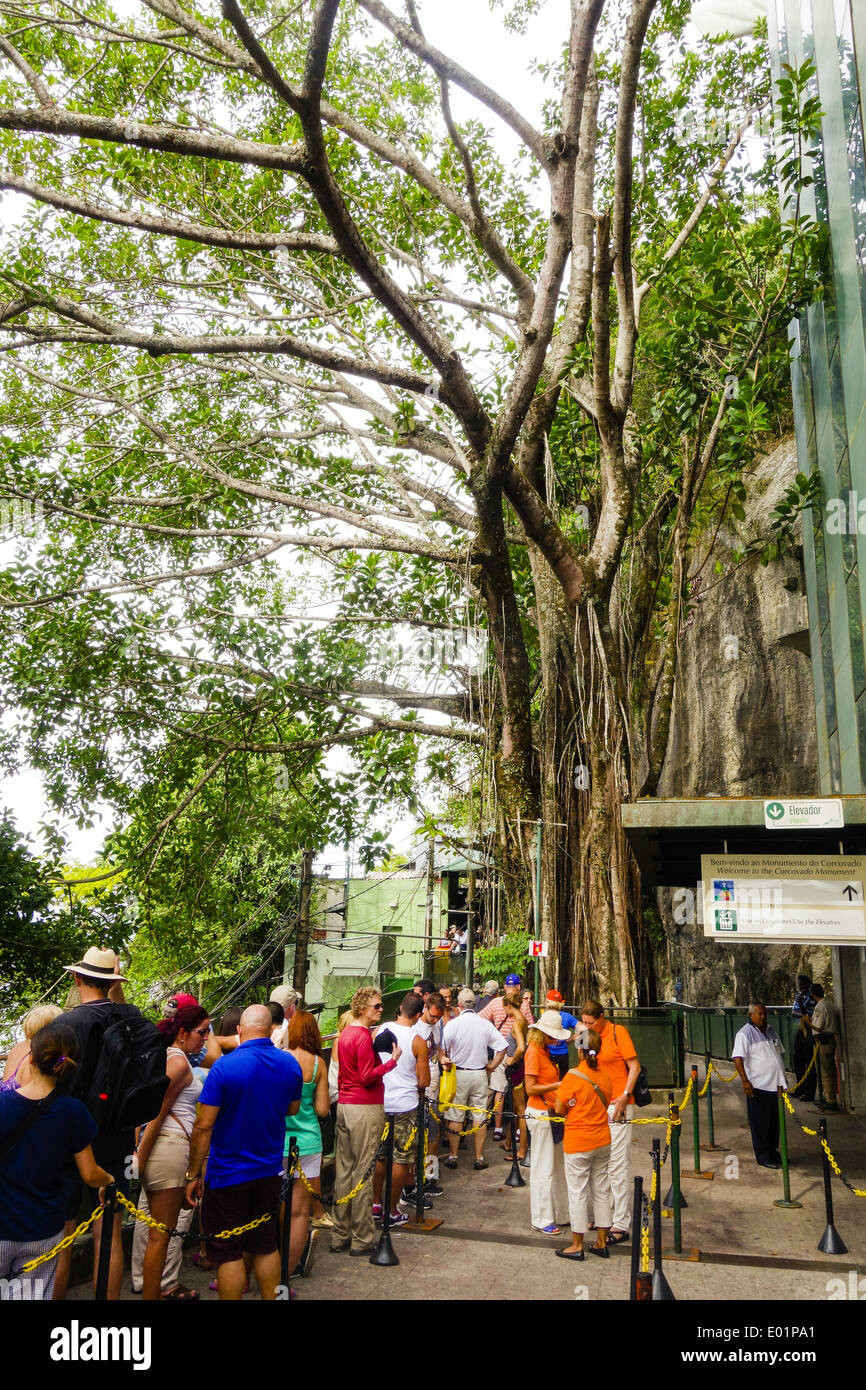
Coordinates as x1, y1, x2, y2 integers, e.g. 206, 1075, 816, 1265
131, 1186, 195, 1293
564, 1145, 612, 1234
606, 1106, 633, 1231
526, 1109, 569, 1229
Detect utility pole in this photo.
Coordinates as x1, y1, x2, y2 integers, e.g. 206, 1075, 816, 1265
424, 834, 435, 967
466, 867, 476, 989
292, 847, 314, 993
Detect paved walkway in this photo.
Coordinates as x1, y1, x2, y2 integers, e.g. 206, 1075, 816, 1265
68, 1057, 866, 1303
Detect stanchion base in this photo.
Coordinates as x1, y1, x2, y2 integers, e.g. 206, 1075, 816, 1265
663, 1246, 700, 1261
683, 1169, 714, 1180
652, 1268, 676, 1300
773, 1199, 803, 1209
700, 1143, 724, 1151
818, 1223, 848, 1255
662, 1186, 688, 1209
504, 1167, 527, 1188
402, 1216, 444, 1232
369, 1234, 400, 1266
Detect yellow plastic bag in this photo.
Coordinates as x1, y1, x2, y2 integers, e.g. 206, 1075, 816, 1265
439, 1064, 457, 1108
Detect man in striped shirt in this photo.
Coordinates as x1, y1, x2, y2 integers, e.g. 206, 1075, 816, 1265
479, 974, 534, 1140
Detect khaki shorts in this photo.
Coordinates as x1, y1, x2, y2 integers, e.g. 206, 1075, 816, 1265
378, 1110, 418, 1165
140, 1131, 189, 1191
446, 1069, 489, 1125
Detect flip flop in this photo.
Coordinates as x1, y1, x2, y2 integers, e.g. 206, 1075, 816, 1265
555, 1248, 584, 1261
163, 1284, 200, 1300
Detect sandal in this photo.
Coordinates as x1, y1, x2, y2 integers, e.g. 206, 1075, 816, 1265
163, 1284, 200, 1300
607, 1230, 629, 1245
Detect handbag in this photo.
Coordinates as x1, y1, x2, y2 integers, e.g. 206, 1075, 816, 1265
546, 1106, 565, 1144
438, 1064, 457, 1108
612, 1023, 651, 1107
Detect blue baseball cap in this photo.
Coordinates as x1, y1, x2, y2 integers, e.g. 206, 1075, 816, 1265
505, 973, 521, 986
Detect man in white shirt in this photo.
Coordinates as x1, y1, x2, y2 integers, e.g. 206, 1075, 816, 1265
731, 1003, 788, 1169
441, 989, 506, 1171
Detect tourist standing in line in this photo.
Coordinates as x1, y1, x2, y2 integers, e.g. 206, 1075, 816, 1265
372, 992, 430, 1227
479, 975, 534, 1141
579, 999, 640, 1244
731, 1003, 787, 1168
554, 1028, 614, 1260
499, 993, 529, 1165
270, 985, 302, 1050
806, 984, 843, 1111
790, 975, 818, 1101
285, 1010, 330, 1274
544, 990, 580, 1079
0, 1022, 114, 1300
441, 989, 506, 1171
411, 991, 446, 1196
1, 1005, 63, 1093
133, 1003, 210, 1300
473, 980, 499, 1013
54, 947, 145, 1301
524, 1011, 572, 1234
330, 987, 400, 1256
184, 1005, 303, 1299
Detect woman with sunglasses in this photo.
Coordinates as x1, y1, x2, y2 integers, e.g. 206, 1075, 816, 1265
134, 1003, 211, 1299
330, 986, 401, 1256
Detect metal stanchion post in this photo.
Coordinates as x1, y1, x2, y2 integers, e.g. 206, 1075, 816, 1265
503, 1080, 526, 1188
817, 1118, 847, 1254
701, 1054, 722, 1150
773, 1091, 802, 1209
651, 1139, 675, 1300
281, 1139, 297, 1290
663, 1099, 700, 1260
631, 1173, 644, 1301
370, 1121, 399, 1266
94, 1184, 117, 1302
663, 1091, 688, 1214
405, 1094, 443, 1232
684, 1064, 713, 1179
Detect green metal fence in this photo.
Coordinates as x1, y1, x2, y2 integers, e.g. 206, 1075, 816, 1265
670, 1004, 798, 1065
568, 1007, 686, 1088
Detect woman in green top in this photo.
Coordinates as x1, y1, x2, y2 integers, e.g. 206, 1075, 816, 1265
285, 1010, 330, 1275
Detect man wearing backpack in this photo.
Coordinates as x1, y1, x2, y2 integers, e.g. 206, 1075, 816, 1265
54, 947, 159, 1300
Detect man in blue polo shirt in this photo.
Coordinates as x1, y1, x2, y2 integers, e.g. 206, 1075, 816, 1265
184, 1004, 302, 1299
545, 991, 579, 1078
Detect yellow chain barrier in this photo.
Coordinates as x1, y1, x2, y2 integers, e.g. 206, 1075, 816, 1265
640, 1193, 651, 1274
21, 1204, 104, 1273
333, 1120, 390, 1206
780, 1090, 866, 1197
290, 1157, 318, 1196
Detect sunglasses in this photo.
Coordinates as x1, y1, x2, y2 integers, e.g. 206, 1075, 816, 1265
192, 1026, 210, 1037
372, 1002, 383, 1009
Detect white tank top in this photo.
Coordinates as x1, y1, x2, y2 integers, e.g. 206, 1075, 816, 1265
381, 1021, 423, 1115
162, 1046, 203, 1137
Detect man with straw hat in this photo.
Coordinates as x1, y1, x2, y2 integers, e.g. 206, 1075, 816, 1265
524, 1009, 573, 1234
54, 947, 141, 1300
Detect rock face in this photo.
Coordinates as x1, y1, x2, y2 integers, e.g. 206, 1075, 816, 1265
655, 435, 829, 1004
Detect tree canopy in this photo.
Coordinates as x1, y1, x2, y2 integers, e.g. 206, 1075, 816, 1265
0, 0, 822, 1002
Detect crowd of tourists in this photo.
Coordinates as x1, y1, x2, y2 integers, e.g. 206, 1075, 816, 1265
0, 947, 645, 1298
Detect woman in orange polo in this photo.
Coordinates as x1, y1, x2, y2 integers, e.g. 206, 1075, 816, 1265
524, 1011, 572, 1234
553, 1029, 613, 1260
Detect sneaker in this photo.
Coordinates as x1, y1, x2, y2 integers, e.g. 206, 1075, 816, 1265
424, 1180, 444, 1197
444, 1156, 458, 1169
372, 1203, 383, 1223
493, 1128, 504, 1141
473, 1158, 489, 1171
310, 1212, 334, 1229
399, 1192, 433, 1210
388, 1209, 410, 1227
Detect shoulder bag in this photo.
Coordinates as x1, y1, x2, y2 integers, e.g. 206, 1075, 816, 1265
612, 1022, 652, 1107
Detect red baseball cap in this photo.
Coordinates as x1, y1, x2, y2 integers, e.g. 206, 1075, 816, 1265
546, 990, 564, 1004
169, 992, 199, 1010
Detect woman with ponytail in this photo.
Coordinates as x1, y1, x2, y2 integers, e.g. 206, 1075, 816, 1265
552, 1028, 615, 1261
0, 1022, 113, 1297
133, 1003, 210, 1300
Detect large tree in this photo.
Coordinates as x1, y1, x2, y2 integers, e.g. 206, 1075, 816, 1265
0, 0, 819, 1002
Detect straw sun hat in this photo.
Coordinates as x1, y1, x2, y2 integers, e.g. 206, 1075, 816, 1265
533, 1009, 573, 1042
63, 946, 127, 982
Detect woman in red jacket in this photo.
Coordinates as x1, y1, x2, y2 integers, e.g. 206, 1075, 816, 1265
329, 986, 400, 1256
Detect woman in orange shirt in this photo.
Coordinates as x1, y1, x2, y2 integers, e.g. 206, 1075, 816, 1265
524, 1011, 572, 1234
553, 1029, 614, 1260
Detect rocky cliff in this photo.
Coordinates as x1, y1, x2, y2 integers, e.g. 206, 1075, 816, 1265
654, 435, 829, 1004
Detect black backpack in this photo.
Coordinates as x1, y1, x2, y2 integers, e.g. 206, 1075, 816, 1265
80, 1007, 169, 1134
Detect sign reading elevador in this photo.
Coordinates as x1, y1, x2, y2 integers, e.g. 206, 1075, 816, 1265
763, 798, 844, 829
700, 854, 866, 944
